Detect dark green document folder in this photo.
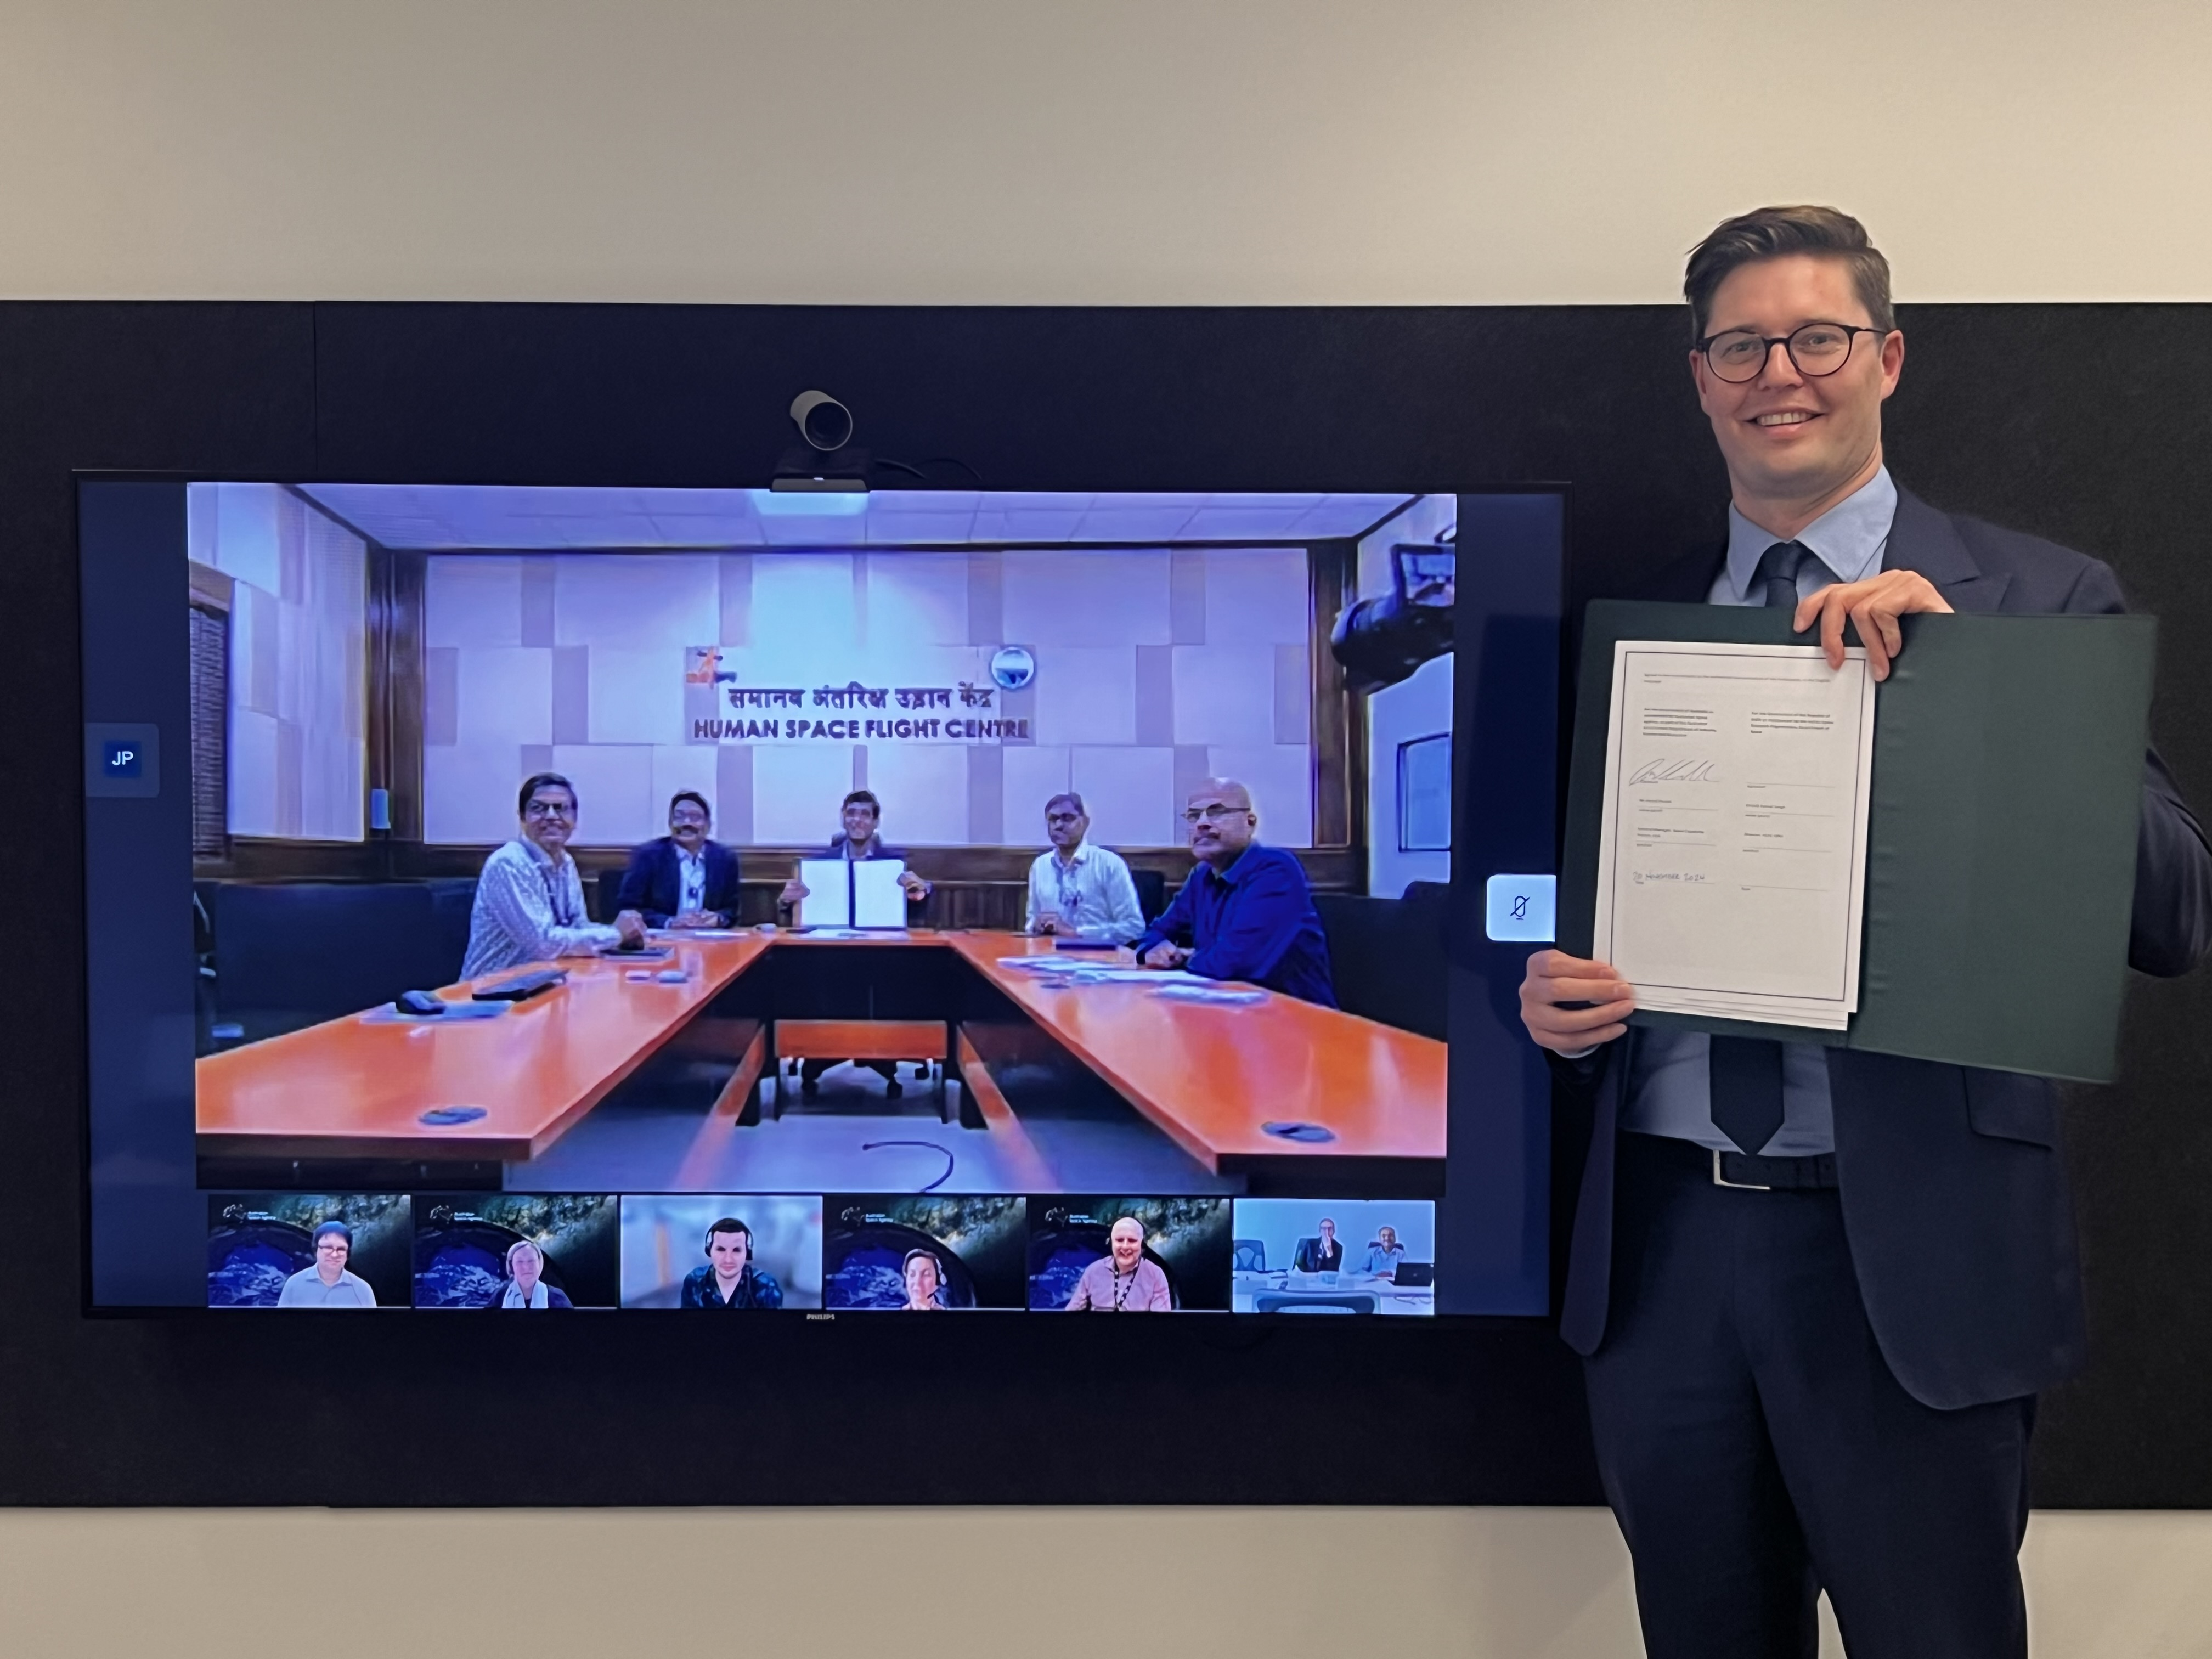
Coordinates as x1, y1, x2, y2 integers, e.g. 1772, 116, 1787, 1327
1558, 601, 2155, 1082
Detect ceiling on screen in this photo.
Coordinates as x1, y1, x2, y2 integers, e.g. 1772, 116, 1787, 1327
295, 486, 1419, 551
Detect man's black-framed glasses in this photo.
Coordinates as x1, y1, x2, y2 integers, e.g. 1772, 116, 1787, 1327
1697, 321, 1888, 383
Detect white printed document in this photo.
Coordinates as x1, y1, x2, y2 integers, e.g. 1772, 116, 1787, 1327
1592, 640, 1876, 1030
797, 859, 910, 929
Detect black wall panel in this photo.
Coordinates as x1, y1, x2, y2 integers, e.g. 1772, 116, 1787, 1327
1, 300, 2204, 1506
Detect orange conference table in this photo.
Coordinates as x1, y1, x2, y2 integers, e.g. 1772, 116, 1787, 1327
196, 930, 1448, 1195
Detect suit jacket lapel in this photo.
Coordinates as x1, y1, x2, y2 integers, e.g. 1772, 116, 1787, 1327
1640, 542, 1725, 603
1883, 487, 2010, 613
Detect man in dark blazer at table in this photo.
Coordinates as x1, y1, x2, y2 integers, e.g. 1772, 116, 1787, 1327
614, 790, 743, 929
1519, 205, 2212, 1659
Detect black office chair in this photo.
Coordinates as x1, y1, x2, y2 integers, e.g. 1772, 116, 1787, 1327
1311, 888, 1448, 1040
1255, 1293, 1376, 1314
211, 881, 445, 1041
589, 868, 627, 923
1131, 867, 1168, 924
1232, 1238, 1267, 1272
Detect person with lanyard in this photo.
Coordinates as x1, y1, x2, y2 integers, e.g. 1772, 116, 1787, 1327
1359, 1224, 1407, 1278
276, 1221, 377, 1307
778, 789, 934, 1097
1023, 792, 1143, 943
487, 1239, 572, 1310
679, 1218, 783, 1309
1519, 205, 2211, 1659
1132, 778, 1337, 1007
1291, 1216, 1344, 1273
461, 772, 645, 981
1065, 1216, 1172, 1312
613, 789, 742, 929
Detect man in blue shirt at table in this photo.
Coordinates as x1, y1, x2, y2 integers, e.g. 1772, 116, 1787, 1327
1359, 1224, 1408, 1278
1133, 778, 1336, 1007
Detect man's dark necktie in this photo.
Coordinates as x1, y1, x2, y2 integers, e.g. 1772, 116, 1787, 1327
1708, 540, 1812, 1156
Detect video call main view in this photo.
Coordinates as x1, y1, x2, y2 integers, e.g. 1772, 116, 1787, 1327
81, 482, 1565, 1316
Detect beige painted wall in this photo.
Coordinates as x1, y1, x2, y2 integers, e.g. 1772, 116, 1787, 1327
1, 1509, 2209, 1657
2, 0, 2209, 304
4, 3, 2210, 1654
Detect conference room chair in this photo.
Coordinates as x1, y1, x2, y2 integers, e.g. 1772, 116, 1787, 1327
1254, 1293, 1377, 1314
1232, 1238, 1267, 1273
588, 869, 625, 924
1311, 885, 1448, 1041
207, 881, 452, 1042
1131, 867, 1167, 924
424, 878, 479, 983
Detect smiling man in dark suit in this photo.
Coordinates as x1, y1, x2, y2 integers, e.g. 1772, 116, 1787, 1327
614, 791, 743, 929
1519, 206, 2212, 1659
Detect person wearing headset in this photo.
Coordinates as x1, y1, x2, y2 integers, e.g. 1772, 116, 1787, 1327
679, 1217, 784, 1308
485, 1238, 573, 1310
900, 1248, 946, 1311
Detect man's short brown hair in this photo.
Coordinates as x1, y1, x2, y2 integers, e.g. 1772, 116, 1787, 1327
1684, 205, 1894, 342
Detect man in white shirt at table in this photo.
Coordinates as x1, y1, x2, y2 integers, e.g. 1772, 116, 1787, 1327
1022, 792, 1143, 943
462, 771, 645, 980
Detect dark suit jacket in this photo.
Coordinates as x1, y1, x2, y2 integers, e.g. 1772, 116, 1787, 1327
1556, 487, 2212, 1409
613, 837, 743, 928
1291, 1237, 1345, 1273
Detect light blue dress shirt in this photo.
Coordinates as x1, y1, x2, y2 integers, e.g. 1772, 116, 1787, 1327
1620, 467, 1897, 1156
1361, 1242, 1408, 1275
1023, 841, 1145, 943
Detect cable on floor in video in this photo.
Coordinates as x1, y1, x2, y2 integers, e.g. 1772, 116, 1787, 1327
860, 1139, 956, 1193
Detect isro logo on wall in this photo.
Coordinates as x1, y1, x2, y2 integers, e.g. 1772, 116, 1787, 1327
989, 646, 1036, 692
685, 646, 736, 686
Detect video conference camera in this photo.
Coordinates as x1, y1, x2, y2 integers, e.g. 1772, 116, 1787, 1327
789, 390, 854, 452
773, 389, 869, 492
1329, 541, 1455, 690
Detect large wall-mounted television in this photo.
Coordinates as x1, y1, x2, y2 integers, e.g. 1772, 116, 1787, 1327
81, 479, 1564, 1319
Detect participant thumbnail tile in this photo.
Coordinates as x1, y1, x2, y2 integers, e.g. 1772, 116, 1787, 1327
412, 1194, 619, 1309
823, 1195, 1027, 1311
1026, 1196, 1233, 1311
620, 1195, 823, 1308
1229, 1198, 1436, 1315
207, 1194, 411, 1308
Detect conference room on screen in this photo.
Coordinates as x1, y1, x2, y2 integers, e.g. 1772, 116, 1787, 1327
111, 481, 1558, 1314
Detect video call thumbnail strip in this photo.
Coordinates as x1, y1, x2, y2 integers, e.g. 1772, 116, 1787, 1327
206, 1193, 1436, 1315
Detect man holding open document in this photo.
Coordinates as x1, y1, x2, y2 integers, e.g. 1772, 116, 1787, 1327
1520, 206, 2212, 1659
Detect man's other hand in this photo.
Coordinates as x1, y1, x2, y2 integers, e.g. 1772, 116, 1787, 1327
1792, 570, 1951, 682
1519, 949, 1635, 1053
